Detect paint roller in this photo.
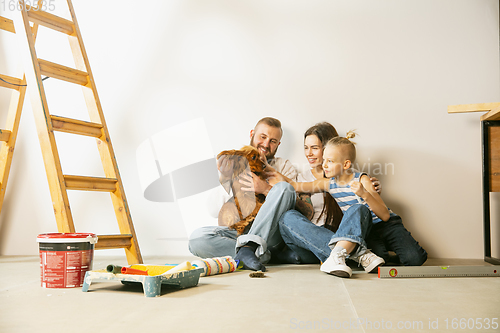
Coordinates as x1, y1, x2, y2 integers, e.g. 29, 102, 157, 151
118, 262, 193, 276
106, 265, 123, 274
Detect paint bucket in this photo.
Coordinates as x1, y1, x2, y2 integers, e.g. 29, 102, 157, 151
37, 233, 98, 288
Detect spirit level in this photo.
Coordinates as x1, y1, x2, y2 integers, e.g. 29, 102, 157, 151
378, 266, 500, 278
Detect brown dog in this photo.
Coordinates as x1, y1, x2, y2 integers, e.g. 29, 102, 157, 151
217, 145, 267, 235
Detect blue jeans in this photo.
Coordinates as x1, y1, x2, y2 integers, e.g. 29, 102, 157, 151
188, 182, 296, 263
367, 215, 427, 266
279, 204, 373, 263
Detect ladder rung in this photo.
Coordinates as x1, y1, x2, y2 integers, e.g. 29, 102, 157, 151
0, 74, 23, 90
95, 234, 133, 249
51, 115, 103, 138
64, 175, 117, 192
38, 59, 88, 85
26, 6, 74, 35
0, 16, 15, 33
0, 130, 11, 142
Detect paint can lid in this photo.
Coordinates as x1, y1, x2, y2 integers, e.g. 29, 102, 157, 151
37, 233, 98, 244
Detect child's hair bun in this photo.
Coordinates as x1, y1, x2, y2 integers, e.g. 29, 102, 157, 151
345, 130, 356, 140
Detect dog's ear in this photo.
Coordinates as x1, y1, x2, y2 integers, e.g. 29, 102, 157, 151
217, 149, 234, 159
239, 145, 258, 154
232, 156, 251, 176
218, 150, 250, 177
240, 145, 264, 171
217, 149, 247, 159
240, 145, 260, 162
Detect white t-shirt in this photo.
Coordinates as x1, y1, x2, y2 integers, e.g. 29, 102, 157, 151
297, 169, 326, 226
270, 157, 298, 181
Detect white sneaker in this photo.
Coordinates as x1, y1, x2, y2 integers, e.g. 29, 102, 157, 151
320, 248, 352, 278
351, 250, 385, 273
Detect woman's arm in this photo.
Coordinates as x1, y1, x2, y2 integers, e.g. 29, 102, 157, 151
370, 176, 382, 194
351, 175, 390, 221
295, 193, 315, 220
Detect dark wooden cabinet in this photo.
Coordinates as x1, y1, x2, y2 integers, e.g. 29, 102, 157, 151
482, 120, 500, 264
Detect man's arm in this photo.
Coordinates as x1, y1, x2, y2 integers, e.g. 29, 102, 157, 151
239, 173, 272, 196
240, 156, 298, 196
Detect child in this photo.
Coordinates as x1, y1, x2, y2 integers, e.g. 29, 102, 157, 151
281, 133, 426, 277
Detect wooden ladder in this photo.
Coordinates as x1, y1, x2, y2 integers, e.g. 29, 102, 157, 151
0, 16, 29, 219
12, 0, 142, 264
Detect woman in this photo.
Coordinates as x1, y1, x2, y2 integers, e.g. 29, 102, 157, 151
277, 122, 348, 264
270, 122, 340, 264
298, 122, 344, 230
277, 122, 426, 269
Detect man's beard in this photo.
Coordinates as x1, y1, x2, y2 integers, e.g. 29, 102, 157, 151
250, 135, 277, 160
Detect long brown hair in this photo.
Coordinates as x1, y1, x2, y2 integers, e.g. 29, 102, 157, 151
304, 122, 343, 232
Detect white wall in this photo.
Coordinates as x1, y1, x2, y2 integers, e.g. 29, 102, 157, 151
0, 0, 498, 259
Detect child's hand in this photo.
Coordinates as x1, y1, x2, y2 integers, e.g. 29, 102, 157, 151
350, 181, 367, 198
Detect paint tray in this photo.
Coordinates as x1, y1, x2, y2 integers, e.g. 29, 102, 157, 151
82, 267, 204, 297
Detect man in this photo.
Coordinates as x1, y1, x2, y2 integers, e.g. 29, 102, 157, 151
188, 117, 313, 271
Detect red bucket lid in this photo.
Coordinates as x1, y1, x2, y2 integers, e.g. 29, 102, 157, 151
37, 233, 98, 244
